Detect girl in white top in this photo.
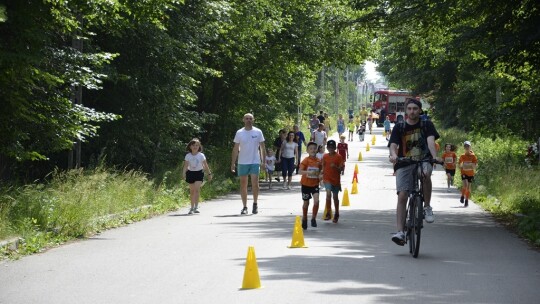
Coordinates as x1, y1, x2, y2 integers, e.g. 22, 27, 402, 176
265, 149, 276, 188
279, 131, 299, 189
182, 138, 212, 214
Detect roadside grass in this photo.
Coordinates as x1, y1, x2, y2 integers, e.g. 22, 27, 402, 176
439, 128, 540, 246
0, 158, 237, 259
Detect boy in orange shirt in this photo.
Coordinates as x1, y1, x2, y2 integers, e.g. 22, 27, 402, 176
322, 140, 345, 223
337, 135, 349, 175
459, 141, 478, 207
299, 142, 323, 230
442, 143, 457, 192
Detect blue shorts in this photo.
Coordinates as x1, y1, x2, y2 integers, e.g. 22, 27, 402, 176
237, 164, 260, 176
323, 183, 341, 194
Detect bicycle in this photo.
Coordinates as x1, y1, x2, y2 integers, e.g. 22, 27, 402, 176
397, 157, 443, 258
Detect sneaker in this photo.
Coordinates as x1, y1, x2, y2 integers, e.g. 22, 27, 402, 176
464, 199, 469, 207
193, 208, 200, 214
302, 218, 308, 230
282, 183, 287, 189
252, 203, 258, 214
241, 206, 248, 215
287, 184, 291, 190
188, 208, 194, 215
460, 195, 464, 204
311, 218, 317, 227
275, 177, 280, 182
424, 206, 435, 223
447, 188, 451, 193
392, 231, 406, 246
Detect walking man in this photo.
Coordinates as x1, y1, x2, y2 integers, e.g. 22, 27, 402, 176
231, 113, 266, 215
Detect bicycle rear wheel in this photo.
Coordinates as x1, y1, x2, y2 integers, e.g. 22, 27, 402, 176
411, 195, 423, 258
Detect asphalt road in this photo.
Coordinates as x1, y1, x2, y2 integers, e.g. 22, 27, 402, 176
1, 127, 539, 304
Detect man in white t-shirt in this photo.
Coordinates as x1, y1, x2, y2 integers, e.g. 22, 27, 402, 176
231, 113, 266, 215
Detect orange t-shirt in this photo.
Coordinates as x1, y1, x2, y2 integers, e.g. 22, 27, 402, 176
300, 156, 322, 187
442, 151, 457, 170
459, 151, 478, 176
322, 152, 344, 186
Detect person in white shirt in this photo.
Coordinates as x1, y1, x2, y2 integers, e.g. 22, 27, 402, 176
310, 123, 327, 151
182, 138, 213, 214
231, 113, 266, 215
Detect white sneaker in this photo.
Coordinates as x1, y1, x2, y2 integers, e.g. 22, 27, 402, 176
287, 184, 291, 190
424, 206, 435, 223
282, 183, 287, 189
188, 208, 194, 215
392, 231, 406, 246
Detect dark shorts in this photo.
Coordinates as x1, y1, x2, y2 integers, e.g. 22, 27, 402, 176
461, 174, 474, 182
301, 185, 320, 201
186, 170, 204, 184
445, 169, 456, 176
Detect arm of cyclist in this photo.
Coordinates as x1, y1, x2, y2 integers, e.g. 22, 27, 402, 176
426, 136, 443, 164
389, 143, 399, 164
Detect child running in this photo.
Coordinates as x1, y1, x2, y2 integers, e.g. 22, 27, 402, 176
322, 140, 345, 223
337, 135, 349, 175
357, 122, 366, 142
459, 141, 478, 207
441, 143, 457, 192
182, 138, 213, 214
347, 119, 355, 141
299, 142, 323, 230
265, 149, 276, 189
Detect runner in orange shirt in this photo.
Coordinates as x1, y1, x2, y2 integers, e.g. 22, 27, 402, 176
441, 143, 457, 192
321, 140, 345, 223
459, 141, 478, 207
299, 142, 323, 230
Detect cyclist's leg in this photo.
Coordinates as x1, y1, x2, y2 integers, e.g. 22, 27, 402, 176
421, 163, 434, 207
395, 165, 414, 231
396, 191, 408, 231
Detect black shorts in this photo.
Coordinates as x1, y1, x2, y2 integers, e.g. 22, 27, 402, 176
186, 170, 204, 184
301, 185, 320, 201
461, 174, 474, 182
445, 169, 456, 176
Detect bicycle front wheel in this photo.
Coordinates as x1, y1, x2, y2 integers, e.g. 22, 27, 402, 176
411, 195, 423, 258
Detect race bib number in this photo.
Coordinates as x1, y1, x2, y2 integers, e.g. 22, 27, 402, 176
307, 166, 320, 178
445, 157, 454, 164
463, 161, 474, 170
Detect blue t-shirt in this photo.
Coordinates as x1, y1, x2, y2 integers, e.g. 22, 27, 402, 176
295, 131, 306, 147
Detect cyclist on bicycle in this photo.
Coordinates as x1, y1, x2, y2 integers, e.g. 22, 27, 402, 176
388, 98, 441, 246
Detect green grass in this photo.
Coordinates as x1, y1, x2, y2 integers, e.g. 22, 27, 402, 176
438, 128, 540, 246
0, 162, 237, 259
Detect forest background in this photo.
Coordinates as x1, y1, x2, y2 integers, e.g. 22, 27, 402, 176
1, 0, 539, 256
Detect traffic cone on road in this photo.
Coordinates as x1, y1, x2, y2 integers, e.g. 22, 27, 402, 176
358, 151, 363, 161
288, 216, 307, 248
342, 188, 350, 206
354, 164, 359, 174
241, 246, 261, 289
352, 171, 358, 183
351, 179, 358, 194
366, 143, 370, 151
371, 135, 376, 145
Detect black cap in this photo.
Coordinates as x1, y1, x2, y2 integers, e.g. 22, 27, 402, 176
327, 140, 336, 147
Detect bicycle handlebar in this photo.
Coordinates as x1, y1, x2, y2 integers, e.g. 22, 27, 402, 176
396, 157, 444, 165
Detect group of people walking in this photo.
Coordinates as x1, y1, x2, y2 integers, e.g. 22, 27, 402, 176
181, 109, 478, 246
